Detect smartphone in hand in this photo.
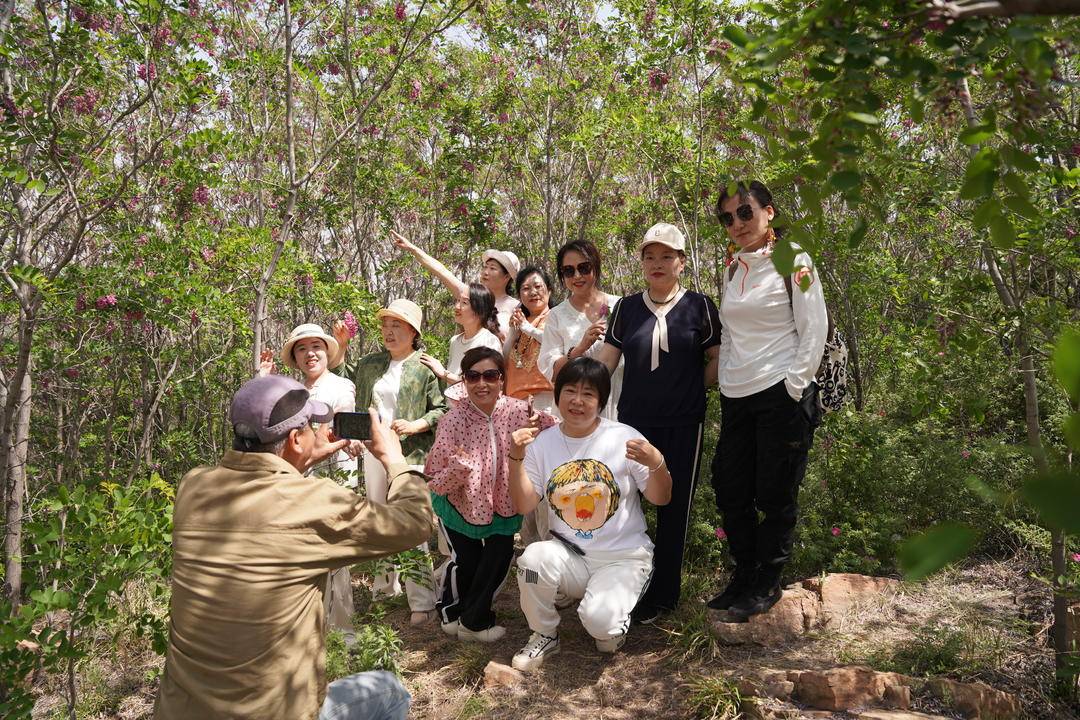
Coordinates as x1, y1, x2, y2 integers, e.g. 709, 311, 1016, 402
334, 411, 372, 441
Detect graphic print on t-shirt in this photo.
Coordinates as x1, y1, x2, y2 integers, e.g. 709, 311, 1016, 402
546, 459, 622, 539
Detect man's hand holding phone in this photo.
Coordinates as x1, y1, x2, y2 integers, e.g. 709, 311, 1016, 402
363, 407, 406, 468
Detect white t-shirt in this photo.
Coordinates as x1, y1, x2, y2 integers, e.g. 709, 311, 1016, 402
447, 328, 503, 376
495, 294, 520, 339
524, 418, 652, 553
306, 371, 358, 485
371, 359, 405, 421
537, 294, 623, 421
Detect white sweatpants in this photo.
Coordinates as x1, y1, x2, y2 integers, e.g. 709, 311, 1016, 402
364, 454, 436, 612
516, 540, 653, 642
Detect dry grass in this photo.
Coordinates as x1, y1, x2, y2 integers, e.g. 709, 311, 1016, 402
29, 555, 1078, 719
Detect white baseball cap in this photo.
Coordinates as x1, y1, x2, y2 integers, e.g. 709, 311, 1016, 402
639, 222, 686, 254
482, 249, 521, 278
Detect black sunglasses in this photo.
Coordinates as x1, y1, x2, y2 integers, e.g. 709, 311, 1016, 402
463, 369, 503, 383
559, 261, 593, 279
718, 203, 755, 228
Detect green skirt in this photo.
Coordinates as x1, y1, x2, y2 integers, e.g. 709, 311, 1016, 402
432, 492, 521, 540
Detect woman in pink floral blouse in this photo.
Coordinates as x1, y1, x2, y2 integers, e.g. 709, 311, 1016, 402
425, 347, 557, 642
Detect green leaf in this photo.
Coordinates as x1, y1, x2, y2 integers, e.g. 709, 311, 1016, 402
1063, 413, 1080, 452
26, 178, 46, 193
989, 215, 1015, 249
723, 26, 750, 48
771, 238, 796, 276
1022, 471, 1080, 533
1002, 145, 1040, 173
846, 111, 879, 125
848, 217, 867, 249
830, 170, 861, 192
958, 125, 994, 145
1004, 195, 1038, 220
972, 198, 999, 228
899, 522, 978, 582
808, 67, 836, 82
1052, 328, 1080, 402
959, 148, 1000, 200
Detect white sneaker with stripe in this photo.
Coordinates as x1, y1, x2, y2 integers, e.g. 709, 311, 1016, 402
511, 632, 560, 672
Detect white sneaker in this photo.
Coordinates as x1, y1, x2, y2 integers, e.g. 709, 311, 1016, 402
457, 624, 506, 642
441, 620, 460, 636
595, 635, 625, 654
511, 632, 560, 672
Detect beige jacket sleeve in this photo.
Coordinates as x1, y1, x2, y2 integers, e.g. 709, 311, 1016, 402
306, 462, 434, 569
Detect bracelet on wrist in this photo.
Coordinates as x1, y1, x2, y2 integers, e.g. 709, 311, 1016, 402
509, 454, 525, 462
649, 457, 666, 473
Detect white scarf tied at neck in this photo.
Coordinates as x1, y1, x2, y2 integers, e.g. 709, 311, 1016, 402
642, 287, 686, 371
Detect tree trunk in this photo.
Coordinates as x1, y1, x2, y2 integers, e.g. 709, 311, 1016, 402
3, 355, 31, 607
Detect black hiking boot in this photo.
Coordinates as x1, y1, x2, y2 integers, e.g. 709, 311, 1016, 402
706, 565, 756, 611
723, 567, 784, 622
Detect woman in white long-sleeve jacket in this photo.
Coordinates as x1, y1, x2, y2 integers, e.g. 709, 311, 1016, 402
708, 180, 828, 622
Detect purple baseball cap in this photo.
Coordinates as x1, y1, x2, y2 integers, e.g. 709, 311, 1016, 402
229, 375, 334, 443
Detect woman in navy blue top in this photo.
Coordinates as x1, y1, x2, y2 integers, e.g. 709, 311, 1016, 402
598, 222, 720, 622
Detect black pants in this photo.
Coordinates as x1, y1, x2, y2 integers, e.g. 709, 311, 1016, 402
711, 381, 812, 576
636, 423, 705, 611
437, 525, 514, 631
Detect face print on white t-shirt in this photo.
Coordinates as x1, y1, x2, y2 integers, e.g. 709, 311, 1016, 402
546, 459, 621, 539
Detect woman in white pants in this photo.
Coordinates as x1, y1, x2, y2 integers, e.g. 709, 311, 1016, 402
507, 358, 672, 670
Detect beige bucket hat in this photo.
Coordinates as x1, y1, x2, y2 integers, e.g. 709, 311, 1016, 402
281, 323, 340, 370
376, 298, 423, 335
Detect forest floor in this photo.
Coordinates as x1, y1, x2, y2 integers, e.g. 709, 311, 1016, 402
30, 553, 1080, 720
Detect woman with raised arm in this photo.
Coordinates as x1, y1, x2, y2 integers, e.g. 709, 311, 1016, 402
707, 181, 827, 621
390, 229, 520, 338
418, 283, 503, 391
595, 223, 721, 625
352, 299, 447, 625
537, 240, 623, 420
425, 347, 557, 642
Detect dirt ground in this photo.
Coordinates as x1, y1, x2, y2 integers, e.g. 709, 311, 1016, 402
29, 555, 1080, 719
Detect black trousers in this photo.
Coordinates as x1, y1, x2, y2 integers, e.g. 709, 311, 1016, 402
437, 525, 514, 631
636, 423, 705, 611
711, 381, 812, 576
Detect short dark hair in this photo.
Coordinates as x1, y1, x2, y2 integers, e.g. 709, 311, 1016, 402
515, 265, 554, 317
467, 282, 500, 336
555, 240, 602, 285
460, 346, 505, 376
716, 180, 783, 236
554, 357, 610, 411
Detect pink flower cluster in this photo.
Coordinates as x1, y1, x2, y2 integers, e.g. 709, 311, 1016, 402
200, 246, 216, 262
394, 1, 406, 21
153, 26, 173, 48
72, 5, 111, 31
1072, 552, 1080, 563
831, 526, 841, 537
408, 79, 422, 100
647, 68, 669, 91
193, 185, 210, 205
95, 293, 118, 310
715, 527, 726, 540
137, 63, 158, 82
341, 310, 359, 338
72, 90, 100, 115
299, 273, 314, 292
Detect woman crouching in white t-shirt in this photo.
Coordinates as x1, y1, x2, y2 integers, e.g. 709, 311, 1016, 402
420, 282, 503, 394
506, 358, 672, 671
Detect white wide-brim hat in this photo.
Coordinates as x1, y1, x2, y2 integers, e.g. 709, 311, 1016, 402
376, 298, 423, 335
281, 323, 340, 370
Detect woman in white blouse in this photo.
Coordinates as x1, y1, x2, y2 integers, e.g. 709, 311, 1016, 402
260, 323, 359, 643
709, 180, 827, 622
537, 240, 623, 420
420, 283, 503, 390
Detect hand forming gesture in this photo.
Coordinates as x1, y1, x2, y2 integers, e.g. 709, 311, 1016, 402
625, 438, 664, 472
258, 348, 276, 377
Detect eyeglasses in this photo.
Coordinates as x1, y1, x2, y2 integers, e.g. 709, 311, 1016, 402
718, 204, 755, 227
463, 369, 502, 383
559, 261, 593, 279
